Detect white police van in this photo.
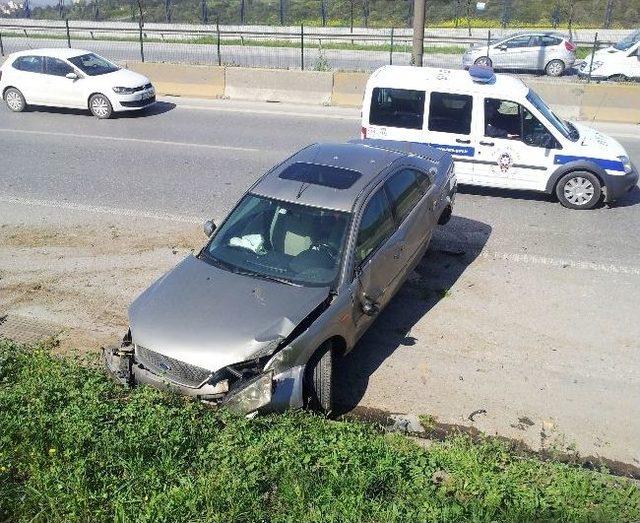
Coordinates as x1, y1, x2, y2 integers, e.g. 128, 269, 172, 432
361, 65, 638, 209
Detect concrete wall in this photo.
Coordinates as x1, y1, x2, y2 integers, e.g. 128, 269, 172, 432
117, 61, 639, 123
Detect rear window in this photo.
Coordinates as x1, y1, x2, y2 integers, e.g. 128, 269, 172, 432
369, 87, 425, 130
428, 92, 473, 135
540, 35, 562, 46
12, 55, 43, 73
279, 162, 362, 190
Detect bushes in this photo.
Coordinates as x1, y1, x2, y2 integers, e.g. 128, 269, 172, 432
1, 341, 639, 522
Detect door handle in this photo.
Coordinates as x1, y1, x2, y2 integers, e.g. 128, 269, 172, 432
456, 138, 471, 144
479, 141, 495, 146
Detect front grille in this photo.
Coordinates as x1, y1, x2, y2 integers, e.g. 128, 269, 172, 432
121, 96, 156, 108
135, 345, 211, 388
132, 83, 153, 93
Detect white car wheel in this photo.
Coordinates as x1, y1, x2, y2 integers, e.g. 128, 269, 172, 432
545, 59, 565, 77
89, 94, 113, 119
4, 88, 26, 112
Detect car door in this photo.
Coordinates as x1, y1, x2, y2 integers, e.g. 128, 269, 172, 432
494, 35, 534, 69
475, 97, 558, 191
43, 57, 84, 108
10, 55, 46, 103
351, 187, 402, 337
424, 91, 475, 184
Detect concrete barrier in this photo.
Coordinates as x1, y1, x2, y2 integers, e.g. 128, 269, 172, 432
332, 72, 369, 107
580, 83, 640, 124
123, 61, 225, 99
225, 67, 333, 105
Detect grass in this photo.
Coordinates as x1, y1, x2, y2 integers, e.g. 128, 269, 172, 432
1, 340, 639, 522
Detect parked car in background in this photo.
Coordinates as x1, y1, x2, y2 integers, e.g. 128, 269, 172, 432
105, 141, 456, 415
0, 48, 155, 118
462, 32, 576, 77
577, 29, 640, 81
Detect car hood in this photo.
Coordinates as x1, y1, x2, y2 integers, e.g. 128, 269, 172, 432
572, 122, 627, 158
129, 254, 330, 372
102, 68, 150, 88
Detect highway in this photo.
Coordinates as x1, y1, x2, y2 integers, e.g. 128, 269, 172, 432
0, 97, 639, 467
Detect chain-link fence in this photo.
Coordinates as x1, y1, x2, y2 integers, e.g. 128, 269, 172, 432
0, 14, 638, 84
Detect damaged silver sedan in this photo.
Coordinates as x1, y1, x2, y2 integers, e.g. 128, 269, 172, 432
104, 139, 456, 414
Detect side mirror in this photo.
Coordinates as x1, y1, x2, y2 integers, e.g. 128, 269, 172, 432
66, 72, 78, 80
203, 220, 216, 237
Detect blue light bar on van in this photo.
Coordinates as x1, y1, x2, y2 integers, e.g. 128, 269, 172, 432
469, 65, 496, 83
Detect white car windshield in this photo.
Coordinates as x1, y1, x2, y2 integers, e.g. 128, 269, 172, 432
203, 194, 351, 287
526, 90, 578, 142
613, 30, 640, 51
68, 53, 119, 76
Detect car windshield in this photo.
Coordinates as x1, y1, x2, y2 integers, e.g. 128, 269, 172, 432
613, 30, 640, 51
68, 53, 119, 76
202, 194, 351, 288
526, 89, 578, 142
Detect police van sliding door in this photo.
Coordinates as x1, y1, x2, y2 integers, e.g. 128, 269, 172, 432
367, 87, 427, 144
423, 91, 475, 184
475, 97, 556, 190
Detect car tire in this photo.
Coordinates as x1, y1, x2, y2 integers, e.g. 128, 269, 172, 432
556, 171, 602, 210
474, 56, 492, 68
304, 341, 333, 414
545, 59, 565, 77
89, 93, 113, 119
608, 74, 628, 82
4, 87, 27, 112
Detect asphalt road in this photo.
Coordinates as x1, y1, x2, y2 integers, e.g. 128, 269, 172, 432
1, 98, 639, 466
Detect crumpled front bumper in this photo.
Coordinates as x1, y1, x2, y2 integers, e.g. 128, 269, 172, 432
103, 344, 304, 414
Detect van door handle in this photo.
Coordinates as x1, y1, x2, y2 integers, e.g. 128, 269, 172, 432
456, 138, 471, 144
479, 141, 495, 147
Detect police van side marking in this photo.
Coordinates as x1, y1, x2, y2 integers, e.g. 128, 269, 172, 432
361, 65, 638, 210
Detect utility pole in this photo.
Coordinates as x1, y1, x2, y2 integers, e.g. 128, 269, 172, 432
321, 0, 328, 27
603, 0, 614, 29
24, 0, 31, 18
412, 0, 425, 66
279, 0, 285, 25
240, 0, 245, 24
164, 0, 171, 23
201, 0, 208, 24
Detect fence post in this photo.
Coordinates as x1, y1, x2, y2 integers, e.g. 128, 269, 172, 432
486, 29, 491, 63
389, 27, 394, 65
138, 15, 145, 62
65, 18, 71, 48
300, 24, 304, 70
587, 32, 598, 83
216, 18, 221, 66
0, 31, 4, 57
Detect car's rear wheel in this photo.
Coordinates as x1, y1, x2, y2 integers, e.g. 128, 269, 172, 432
4, 87, 26, 112
608, 74, 629, 82
474, 56, 492, 68
545, 59, 565, 77
89, 93, 113, 119
556, 171, 602, 210
304, 341, 333, 414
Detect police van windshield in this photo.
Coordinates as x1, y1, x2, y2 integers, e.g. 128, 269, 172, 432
526, 90, 578, 142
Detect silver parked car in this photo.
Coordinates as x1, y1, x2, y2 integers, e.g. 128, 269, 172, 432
462, 32, 576, 76
104, 140, 456, 414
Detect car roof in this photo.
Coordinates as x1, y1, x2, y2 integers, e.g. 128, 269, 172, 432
9, 48, 92, 59
368, 65, 529, 99
251, 142, 445, 212
498, 31, 566, 39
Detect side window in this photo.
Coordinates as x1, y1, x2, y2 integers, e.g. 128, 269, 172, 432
541, 36, 562, 47
504, 36, 532, 48
522, 106, 559, 149
12, 56, 44, 73
428, 92, 472, 135
529, 36, 542, 47
384, 169, 423, 225
369, 87, 425, 130
485, 98, 522, 139
45, 57, 74, 77
355, 189, 395, 266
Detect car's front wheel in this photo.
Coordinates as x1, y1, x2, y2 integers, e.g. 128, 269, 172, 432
474, 56, 492, 68
545, 59, 566, 77
304, 340, 333, 414
89, 93, 113, 119
556, 171, 602, 210
4, 87, 26, 112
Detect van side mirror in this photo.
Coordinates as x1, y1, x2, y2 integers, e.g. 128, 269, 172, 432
203, 220, 216, 237
65, 72, 78, 80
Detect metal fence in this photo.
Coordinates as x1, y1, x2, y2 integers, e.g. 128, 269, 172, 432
0, 18, 637, 84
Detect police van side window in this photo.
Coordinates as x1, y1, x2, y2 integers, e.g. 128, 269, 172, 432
427, 92, 472, 135
369, 88, 425, 130
485, 98, 560, 149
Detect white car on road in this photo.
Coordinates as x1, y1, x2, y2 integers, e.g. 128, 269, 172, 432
0, 48, 155, 119
577, 29, 640, 81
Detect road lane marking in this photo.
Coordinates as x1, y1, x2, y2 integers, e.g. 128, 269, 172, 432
0, 128, 264, 153
2, 195, 640, 276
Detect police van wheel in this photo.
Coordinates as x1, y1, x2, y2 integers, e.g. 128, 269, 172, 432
556, 171, 602, 210
474, 56, 492, 68
545, 59, 565, 77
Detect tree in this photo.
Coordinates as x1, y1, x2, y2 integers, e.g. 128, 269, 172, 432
24, 0, 31, 18
603, 0, 614, 28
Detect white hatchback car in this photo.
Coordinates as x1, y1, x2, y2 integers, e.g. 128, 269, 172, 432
0, 48, 155, 119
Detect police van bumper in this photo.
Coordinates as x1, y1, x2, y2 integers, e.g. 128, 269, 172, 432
603, 164, 639, 203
